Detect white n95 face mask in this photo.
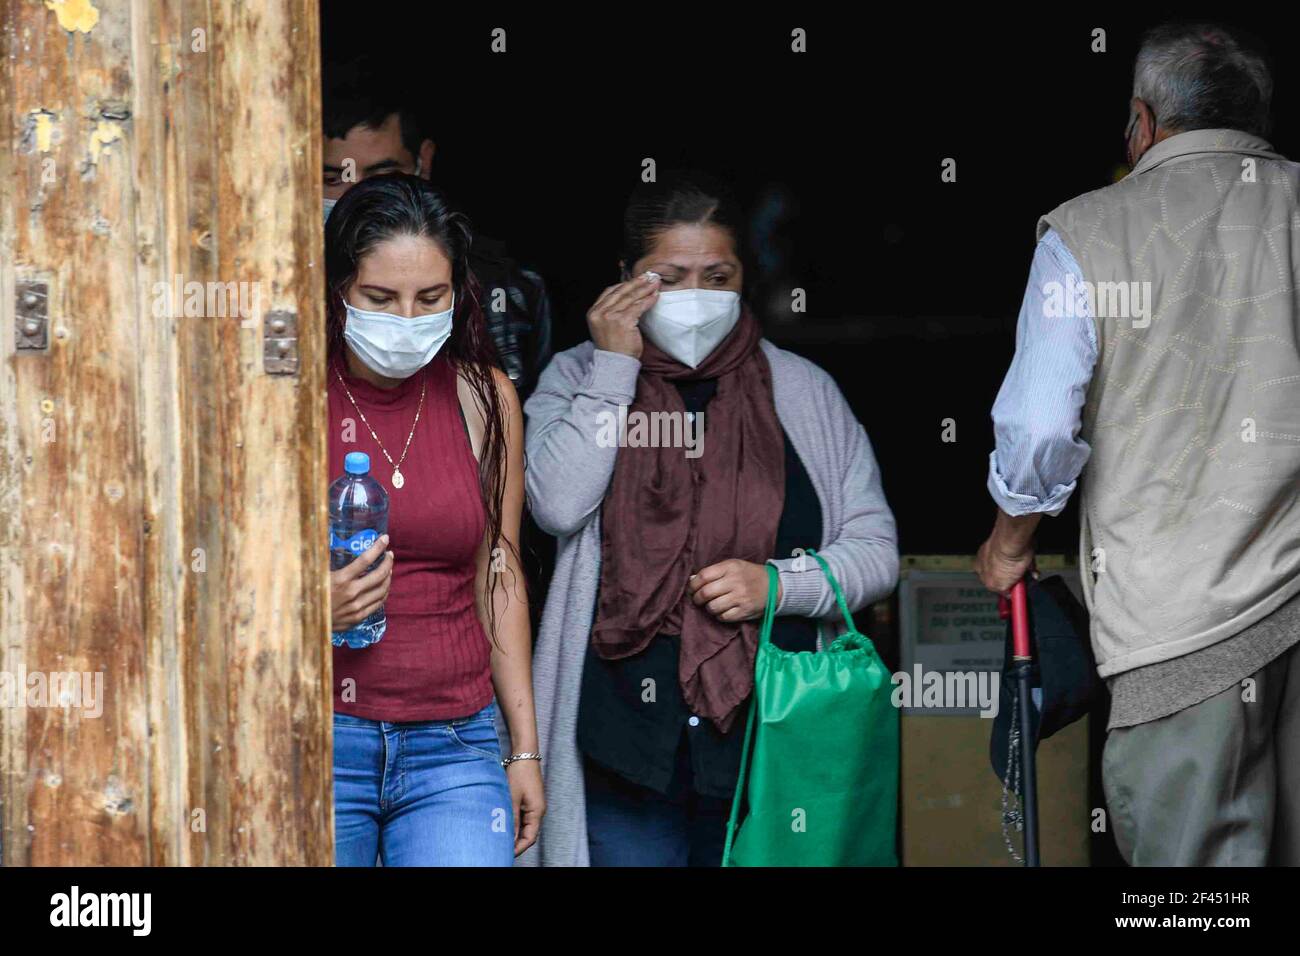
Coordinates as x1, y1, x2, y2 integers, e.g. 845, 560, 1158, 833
343, 294, 454, 379
640, 289, 741, 368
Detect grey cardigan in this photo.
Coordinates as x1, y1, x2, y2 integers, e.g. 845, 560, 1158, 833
506, 340, 899, 866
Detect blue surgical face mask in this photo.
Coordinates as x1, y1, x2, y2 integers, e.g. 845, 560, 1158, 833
343, 293, 454, 379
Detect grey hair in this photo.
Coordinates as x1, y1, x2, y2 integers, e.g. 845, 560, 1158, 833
1133, 22, 1272, 137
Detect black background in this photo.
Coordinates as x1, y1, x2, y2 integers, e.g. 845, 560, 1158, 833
321, 7, 1295, 559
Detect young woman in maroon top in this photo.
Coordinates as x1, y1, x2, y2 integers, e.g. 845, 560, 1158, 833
324, 175, 543, 865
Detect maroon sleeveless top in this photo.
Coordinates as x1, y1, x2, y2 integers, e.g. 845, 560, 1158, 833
328, 353, 493, 722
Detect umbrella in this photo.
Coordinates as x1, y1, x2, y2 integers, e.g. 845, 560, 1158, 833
990, 573, 1101, 865
999, 578, 1039, 866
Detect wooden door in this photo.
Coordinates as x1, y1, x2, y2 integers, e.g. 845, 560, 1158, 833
0, 0, 331, 865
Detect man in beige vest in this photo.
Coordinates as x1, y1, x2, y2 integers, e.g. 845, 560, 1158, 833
975, 22, 1300, 865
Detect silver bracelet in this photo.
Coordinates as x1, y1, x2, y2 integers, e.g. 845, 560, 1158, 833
501, 752, 541, 768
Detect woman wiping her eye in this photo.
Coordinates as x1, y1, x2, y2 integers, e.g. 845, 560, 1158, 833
523, 170, 899, 866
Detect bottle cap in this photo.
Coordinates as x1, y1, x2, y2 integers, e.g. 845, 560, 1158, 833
344, 452, 370, 475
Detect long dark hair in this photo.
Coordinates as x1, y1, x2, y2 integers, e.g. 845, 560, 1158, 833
325, 174, 514, 643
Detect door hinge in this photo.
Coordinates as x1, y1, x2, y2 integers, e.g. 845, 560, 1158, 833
263, 309, 298, 375
16, 279, 49, 351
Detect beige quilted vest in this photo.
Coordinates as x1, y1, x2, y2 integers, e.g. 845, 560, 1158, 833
1039, 129, 1300, 676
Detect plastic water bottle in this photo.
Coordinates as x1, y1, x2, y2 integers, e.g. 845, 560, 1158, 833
329, 452, 389, 648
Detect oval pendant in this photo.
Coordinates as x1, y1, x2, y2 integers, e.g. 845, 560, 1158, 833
392, 469, 404, 489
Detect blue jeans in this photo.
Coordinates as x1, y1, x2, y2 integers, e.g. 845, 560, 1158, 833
584, 746, 730, 867
333, 701, 514, 866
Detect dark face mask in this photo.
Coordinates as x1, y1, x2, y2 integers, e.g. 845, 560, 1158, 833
1118, 113, 1138, 169
1124, 108, 1147, 168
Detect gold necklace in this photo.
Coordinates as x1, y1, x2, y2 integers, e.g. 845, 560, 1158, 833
333, 363, 427, 490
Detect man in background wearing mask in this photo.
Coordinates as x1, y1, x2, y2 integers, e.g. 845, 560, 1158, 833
322, 55, 553, 401
975, 22, 1300, 865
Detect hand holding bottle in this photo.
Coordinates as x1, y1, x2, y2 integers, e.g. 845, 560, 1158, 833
330, 533, 394, 632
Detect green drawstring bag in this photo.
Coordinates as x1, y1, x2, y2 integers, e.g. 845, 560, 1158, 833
722, 550, 898, 866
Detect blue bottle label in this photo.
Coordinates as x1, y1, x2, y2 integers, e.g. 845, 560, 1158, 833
330, 528, 378, 555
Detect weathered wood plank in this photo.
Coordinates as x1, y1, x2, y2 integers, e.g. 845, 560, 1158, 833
1, 0, 330, 866
1, 0, 151, 866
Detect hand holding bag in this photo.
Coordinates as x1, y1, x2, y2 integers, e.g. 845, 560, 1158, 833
722, 550, 899, 866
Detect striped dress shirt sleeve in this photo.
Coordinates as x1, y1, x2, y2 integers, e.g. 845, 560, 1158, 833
987, 228, 1098, 517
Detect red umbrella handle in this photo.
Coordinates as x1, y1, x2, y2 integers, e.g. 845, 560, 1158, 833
997, 579, 1032, 660
996, 576, 1040, 867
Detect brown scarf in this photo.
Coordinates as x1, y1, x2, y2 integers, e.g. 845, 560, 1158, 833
592, 308, 785, 733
